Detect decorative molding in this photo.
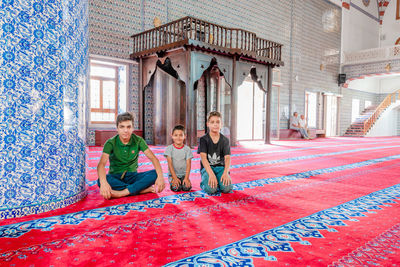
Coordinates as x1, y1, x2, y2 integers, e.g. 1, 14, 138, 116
342, 0, 350, 9
343, 45, 400, 65
0, 190, 88, 219
378, 0, 391, 24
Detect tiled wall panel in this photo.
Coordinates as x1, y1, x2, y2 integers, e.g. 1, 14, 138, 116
343, 59, 400, 79
0, 0, 88, 218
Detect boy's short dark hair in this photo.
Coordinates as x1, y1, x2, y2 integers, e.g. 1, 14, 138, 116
172, 124, 186, 134
207, 111, 222, 122
116, 112, 134, 127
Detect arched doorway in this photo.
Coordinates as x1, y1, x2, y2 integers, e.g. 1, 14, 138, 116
143, 58, 186, 145
237, 75, 265, 141
194, 61, 232, 140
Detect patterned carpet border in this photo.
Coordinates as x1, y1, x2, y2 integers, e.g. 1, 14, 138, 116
166, 184, 400, 266
1, 154, 400, 239
2, 160, 399, 262
330, 223, 400, 266
86, 144, 400, 170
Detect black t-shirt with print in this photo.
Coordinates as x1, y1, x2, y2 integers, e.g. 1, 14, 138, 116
197, 133, 230, 170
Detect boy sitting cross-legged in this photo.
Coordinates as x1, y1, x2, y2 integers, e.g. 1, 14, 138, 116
198, 111, 233, 194
97, 112, 165, 199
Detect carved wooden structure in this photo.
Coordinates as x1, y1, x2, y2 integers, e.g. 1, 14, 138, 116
131, 16, 284, 146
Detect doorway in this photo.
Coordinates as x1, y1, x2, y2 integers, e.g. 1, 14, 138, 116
351, 98, 360, 123
195, 65, 232, 139
237, 75, 265, 141
305, 91, 317, 128
143, 59, 186, 145
324, 94, 339, 136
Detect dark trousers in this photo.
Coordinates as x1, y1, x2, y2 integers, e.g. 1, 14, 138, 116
98, 169, 157, 195
168, 175, 192, 192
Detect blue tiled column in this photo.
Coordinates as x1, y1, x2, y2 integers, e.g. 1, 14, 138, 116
0, 0, 88, 218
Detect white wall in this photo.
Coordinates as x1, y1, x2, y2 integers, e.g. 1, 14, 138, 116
381, 0, 400, 46
367, 101, 400, 136
342, 0, 380, 53
380, 76, 400, 93
347, 77, 380, 93
346, 75, 400, 94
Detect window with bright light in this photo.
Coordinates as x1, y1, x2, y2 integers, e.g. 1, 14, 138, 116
352, 99, 360, 123
89, 60, 127, 124
365, 100, 372, 109
305, 92, 317, 128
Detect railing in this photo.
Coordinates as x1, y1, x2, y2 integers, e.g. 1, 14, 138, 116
363, 89, 400, 134
131, 16, 282, 63
343, 45, 400, 65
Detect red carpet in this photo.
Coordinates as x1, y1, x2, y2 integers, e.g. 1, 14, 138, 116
1, 137, 400, 266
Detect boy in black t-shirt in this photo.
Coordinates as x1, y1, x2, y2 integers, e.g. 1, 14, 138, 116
197, 111, 232, 194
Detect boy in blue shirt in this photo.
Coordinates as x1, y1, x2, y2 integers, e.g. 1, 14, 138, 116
197, 111, 232, 194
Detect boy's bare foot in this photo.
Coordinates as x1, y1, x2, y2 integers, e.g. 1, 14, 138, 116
110, 189, 130, 198
140, 186, 155, 194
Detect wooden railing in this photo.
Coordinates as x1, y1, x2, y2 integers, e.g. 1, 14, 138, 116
363, 89, 400, 134
131, 16, 282, 63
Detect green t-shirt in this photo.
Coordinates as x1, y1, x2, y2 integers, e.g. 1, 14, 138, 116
103, 134, 149, 174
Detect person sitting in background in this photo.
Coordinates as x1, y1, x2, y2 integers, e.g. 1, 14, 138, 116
299, 114, 312, 139
290, 112, 310, 139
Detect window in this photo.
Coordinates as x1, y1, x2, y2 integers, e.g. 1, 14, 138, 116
305, 92, 317, 128
365, 100, 372, 109
351, 99, 360, 123
89, 59, 127, 124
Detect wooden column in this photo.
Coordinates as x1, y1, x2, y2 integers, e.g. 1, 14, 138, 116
186, 51, 197, 147
230, 56, 237, 146
265, 65, 273, 144
139, 57, 144, 132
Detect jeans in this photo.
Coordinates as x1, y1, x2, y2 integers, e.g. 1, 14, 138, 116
168, 175, 192, 192
98, 169, 157, 195
200, 166, 232, 194
291, 127, 309, 138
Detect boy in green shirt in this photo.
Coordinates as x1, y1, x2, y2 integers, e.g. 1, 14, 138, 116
97, 112, 165, 199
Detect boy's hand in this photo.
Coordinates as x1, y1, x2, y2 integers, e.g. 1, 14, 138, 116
182, 178, 191, 188
208, 173, 218, 188
171, 177, 181, 188
100, 182, 112, 199
221, 173, 231, 186
154, 176, 165, 193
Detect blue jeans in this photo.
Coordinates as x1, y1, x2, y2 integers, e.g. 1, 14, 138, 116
200, 166, 232, 194
291, 127, 309, 138
98, 169, 157, 195
168, 175, 192, 192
